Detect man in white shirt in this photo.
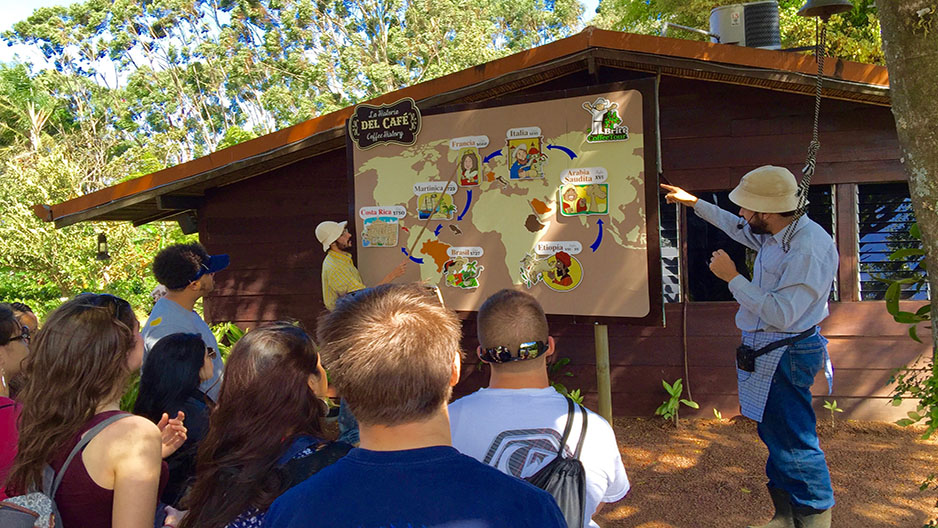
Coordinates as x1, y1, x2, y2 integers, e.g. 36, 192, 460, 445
449, 289, 630, 528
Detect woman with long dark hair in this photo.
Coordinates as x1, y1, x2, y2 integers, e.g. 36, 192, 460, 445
5, 294, 173, 527
179, 322, 348, 528
134, 333, 214, 508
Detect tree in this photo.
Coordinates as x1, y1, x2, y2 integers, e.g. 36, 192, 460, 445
592, 0, 883, 64
3, 0, 583, 162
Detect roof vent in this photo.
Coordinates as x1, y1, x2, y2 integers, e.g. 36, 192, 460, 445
710, 1, 782, 50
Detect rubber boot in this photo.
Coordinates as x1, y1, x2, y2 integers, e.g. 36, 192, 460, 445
748, 487, 795, 528
793, 508, 831, 528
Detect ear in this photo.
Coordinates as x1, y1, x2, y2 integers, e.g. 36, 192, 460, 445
449, 351, 461, 387
307, 373, 323, 397
545, 336, 556, 359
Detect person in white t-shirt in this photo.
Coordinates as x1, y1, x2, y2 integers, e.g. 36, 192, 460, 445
449, 289, 630, 528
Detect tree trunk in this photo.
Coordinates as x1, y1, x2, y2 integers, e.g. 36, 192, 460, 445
876, 1, 938, 353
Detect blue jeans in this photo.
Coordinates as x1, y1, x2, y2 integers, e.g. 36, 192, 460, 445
756, 334, 834, 512
337, 398, 360, 445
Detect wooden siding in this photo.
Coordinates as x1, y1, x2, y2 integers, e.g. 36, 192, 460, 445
197, 75, 923, 420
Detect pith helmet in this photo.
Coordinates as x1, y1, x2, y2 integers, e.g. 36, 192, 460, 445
728, 165, 804, 213
316, 221, 347, 251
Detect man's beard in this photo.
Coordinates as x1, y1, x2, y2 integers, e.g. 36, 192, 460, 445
337, 238, 353, 251
748, 216, 771, 235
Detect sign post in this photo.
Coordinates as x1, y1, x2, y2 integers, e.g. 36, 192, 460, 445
594, 323, 612, 424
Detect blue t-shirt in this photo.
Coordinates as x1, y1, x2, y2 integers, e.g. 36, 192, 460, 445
264, 446, 565, 528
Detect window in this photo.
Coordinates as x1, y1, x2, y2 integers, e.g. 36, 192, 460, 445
659, 195, 680, 303
858, 183, 928, 300
681, 185, 835, 302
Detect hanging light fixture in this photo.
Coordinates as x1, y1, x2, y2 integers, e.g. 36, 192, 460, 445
96, 233, 110, 261
797, 0, 853, 20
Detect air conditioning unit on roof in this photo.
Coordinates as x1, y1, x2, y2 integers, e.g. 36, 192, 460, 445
710, 1, 782, 50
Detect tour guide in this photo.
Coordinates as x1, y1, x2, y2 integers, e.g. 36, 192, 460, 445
315, 220, 406, 311
662, 166, 836, 528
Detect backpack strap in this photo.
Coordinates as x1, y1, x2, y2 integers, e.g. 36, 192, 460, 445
49, 413, 133, 498
557, 396, 576, 456
572, 404, 588, 460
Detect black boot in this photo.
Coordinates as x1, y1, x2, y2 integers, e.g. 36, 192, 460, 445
793, 507, 831, 528
748, 487, 795, 528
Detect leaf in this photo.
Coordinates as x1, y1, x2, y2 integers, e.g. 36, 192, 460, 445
896, 418, 916, 427
681, 399, 699, 409
910, 325, 922, 343
889, 248, 926, 260
910, 223, 921, 240
661, 379, 673, 393
916, 304, 931, 316
885, 281, 901, 315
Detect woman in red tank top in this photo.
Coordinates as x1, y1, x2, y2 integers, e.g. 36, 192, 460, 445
6, 294, 174, 528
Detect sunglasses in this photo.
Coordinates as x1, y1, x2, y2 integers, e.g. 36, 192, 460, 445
11, 325, 30, 346
480, 340, 547, 364
77, 293, 133, 321
205, 346, 217, 359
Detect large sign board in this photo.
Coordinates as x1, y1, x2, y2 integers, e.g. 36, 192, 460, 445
349, 81, 661, 323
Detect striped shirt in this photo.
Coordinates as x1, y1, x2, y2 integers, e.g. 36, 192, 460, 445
322, 250, 366, 311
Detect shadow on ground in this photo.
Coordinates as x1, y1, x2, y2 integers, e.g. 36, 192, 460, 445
597, 417, 938, 528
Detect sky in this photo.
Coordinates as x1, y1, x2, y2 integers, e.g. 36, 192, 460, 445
0, 0, 602, 64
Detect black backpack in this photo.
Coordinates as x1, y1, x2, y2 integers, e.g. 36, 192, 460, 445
524, 397, 588, 528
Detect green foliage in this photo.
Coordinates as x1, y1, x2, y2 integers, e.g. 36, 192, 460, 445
211, 321, 247, 361
713, 408, 722, 420
593, 0, 883, 64
654, 378, 698, 427
548, 356, 584, 404
822, 399, 843, 427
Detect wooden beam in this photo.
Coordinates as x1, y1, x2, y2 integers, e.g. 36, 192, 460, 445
836, 183, 860, 302
156, 194, 203, 211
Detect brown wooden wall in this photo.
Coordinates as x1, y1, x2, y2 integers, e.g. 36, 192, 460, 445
197, 74, 927, 421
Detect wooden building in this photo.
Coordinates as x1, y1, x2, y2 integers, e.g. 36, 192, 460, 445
37, 29, 928, 420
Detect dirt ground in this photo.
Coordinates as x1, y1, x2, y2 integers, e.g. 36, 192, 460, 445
596, 417, 938, 528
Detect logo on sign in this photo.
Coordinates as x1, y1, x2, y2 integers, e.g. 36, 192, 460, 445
348, 98, 422, 150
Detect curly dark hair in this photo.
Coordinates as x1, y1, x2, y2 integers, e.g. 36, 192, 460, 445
153, 243, 210, 290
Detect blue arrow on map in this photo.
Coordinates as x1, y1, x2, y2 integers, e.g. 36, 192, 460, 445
457, 190, 473, 221
401, 247, 425, 264
590, 218, 604, 252
483, 150, 502, 163
434, 224, 443, 236
547, 144, 577, 160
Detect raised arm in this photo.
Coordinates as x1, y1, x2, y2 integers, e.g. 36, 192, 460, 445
661, 184, 764, 250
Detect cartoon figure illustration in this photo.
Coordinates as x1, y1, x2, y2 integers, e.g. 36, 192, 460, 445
507, 138, 548, 180
561, 186, 588, 214
582, 97, 618, 135
585, 184, 608, 212
520, 253, 553, 289
459, 149, 481, 186
548, 251, 574, 287
509, 144, 533, 180
443, 257, 483, 289
560, 184, 608, 216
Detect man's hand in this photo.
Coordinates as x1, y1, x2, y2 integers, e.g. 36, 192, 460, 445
709, 250, 740, 283
660, 184, 698, 207
380, 259, 408, 285
157, 411, 187, 458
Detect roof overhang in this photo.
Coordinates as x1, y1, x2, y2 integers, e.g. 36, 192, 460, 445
40, 28, 890, 228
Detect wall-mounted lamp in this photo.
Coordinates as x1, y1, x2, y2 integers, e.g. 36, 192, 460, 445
797, 0, 853, 20
96, 233, 110, 261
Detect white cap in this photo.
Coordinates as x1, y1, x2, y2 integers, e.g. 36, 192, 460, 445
315, 221, 347, 252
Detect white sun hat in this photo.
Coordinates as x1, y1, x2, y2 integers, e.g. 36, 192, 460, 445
728, 165, 805, 213
315, 220, 347, 251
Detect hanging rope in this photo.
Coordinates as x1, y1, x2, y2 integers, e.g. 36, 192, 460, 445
782, 20, 827, 252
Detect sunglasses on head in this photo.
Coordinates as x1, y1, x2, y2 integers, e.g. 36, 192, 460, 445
77, 293, 132, 320
11, 325, 30, 345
